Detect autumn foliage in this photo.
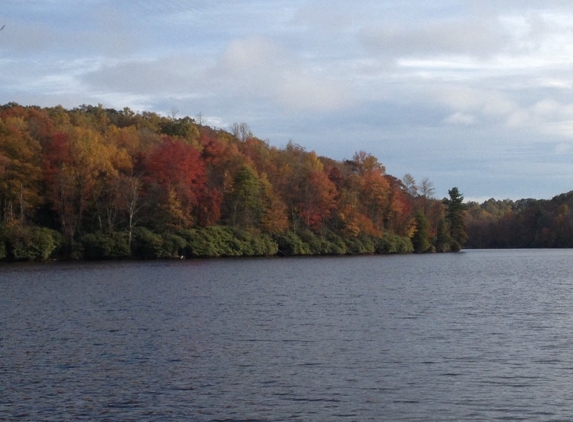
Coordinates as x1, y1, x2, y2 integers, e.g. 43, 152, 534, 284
0, 103, 455, 260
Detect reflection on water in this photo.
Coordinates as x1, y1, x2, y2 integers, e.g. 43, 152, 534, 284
1, 250, 573, 421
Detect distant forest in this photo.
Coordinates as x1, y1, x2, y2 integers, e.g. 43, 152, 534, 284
465, 193, 573, 248
6, 103, 564, 262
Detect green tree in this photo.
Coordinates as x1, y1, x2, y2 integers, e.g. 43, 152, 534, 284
411, 211, 431, 253
228, 164, 262, 228
443, 187, 468, 251
434, 219, 452, 252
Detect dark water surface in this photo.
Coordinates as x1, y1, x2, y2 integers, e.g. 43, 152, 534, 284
2, 250, 573, 421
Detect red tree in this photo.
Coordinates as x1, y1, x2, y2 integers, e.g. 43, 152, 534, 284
144, 137, 212, 228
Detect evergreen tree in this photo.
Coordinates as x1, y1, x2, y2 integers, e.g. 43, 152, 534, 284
412, 211, 431, 253
434, 219, 452, 252
443, 187, 468, 251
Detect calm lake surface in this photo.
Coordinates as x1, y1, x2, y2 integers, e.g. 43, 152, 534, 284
1, 249, 573, 421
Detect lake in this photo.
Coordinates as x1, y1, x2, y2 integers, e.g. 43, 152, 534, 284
1, 249, 573, 421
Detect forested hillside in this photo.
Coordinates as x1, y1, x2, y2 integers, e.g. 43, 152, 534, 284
0, 103, 462, 261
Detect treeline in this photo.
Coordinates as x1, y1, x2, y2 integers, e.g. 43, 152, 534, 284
465, 193, 573, 248
0, 103, 464, 261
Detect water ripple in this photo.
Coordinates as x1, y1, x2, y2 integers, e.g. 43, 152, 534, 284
2, 251, 573, 420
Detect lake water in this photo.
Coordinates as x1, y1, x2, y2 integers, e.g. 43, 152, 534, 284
1, 249, 573, 421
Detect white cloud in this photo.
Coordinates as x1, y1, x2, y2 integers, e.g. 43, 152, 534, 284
80, 36, 351, 114
291, 0, 353, 32
275, 76, 348, 112
434, 86, 517, 118
506, 110, 530, 128
215, 36, 351, 112
221, 37, 285, 72
443, 112, 476, 126
555, 142, 573, 154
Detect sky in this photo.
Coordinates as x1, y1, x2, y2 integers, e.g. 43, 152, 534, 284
3, 1, 573, 201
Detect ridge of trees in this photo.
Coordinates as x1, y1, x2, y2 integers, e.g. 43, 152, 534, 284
465, 192, 573, 248
0, 102, 464, 261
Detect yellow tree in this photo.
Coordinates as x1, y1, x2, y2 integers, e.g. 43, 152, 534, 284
260, 173, 289, 235
359, 168, 391, 233
44, 127, 117, 243
272, 143, 329, 230
0, 115, 43, 225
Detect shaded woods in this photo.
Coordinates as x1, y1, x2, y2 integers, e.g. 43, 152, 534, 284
465, 193, 573, 248
0, 103, 463, 261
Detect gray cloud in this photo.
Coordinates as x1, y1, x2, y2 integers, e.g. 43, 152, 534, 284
4, 0, 573, 199
83, 36, 352, 114
0, 20, 60, 55
83, 56, 207, 96
359, 18, 510, 58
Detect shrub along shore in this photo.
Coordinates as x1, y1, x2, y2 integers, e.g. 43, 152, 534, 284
1, 225, 413, 261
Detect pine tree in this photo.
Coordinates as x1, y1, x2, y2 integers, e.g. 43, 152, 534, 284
412, 211, 431, 253
443, 187, 468, 251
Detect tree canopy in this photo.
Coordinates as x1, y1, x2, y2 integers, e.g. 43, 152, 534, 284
0, 103, 463, 261
465, 193, 573, 248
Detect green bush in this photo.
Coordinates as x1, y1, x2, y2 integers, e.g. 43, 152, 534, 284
358, 234, 377, 254
257, 233, 279, 256
296, 228, 323, 254
321, 230, 348, 255
294, 227, 350, 255
179, 226, 278, 257
398, 236, 414, 253
178, 226, 237, 257
276, 230, 311, 256
376, 233, 413, 254
133, 227, 170, 259
6, 226, 61, 261
204, 226, 240, 257
231, 228, 278, 256
81, 232, 130, 260
161, 233, 186, 258
376, 233, 397, 253
178, 228, 209, 257
344, 236, 364, 254
343, 234, 376, 254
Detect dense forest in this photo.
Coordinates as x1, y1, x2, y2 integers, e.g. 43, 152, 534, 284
0, 103, 468, 261
465, 193, 573, 248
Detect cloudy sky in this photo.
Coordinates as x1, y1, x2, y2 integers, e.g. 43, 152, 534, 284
3, 1, 573, 200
